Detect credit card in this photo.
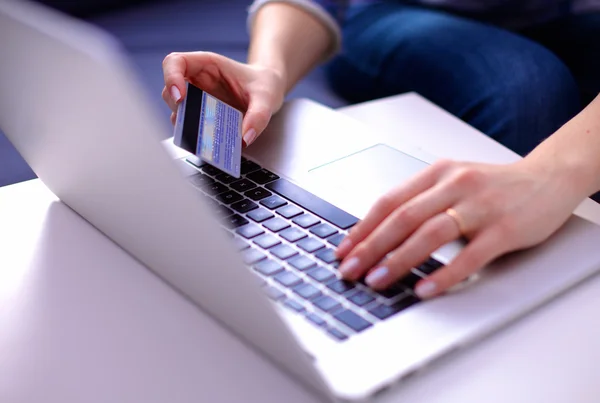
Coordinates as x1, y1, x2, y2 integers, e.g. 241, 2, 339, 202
173, 83, 243, 177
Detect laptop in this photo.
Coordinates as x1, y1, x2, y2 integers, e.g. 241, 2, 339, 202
2, 1, 600, 401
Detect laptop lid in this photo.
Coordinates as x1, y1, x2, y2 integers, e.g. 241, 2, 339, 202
0, 1, 332, 400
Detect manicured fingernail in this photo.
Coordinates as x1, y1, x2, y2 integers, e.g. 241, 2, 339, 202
170, 86, 181, 103
338, 257, 360, 278
336, 238, 353, 257
243, 128, 257, 146
415, 281, 437, 299
365, 267, 389, 288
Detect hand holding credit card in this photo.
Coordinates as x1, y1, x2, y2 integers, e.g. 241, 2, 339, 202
173, 83, 243, 177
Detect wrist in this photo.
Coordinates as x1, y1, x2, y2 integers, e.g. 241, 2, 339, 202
521, 139, 597, 201
249, 61, 288, 108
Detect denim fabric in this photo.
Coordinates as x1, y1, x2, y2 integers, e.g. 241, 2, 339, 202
326, 2, 600, 157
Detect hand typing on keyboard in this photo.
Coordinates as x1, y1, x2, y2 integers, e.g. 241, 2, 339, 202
183, 156, 433, 341
335, 158, 587, 300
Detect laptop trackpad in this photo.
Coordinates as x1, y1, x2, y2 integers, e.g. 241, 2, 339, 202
306, 144, 430, 219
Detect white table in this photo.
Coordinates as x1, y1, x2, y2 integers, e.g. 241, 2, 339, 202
2, 94, 600, 403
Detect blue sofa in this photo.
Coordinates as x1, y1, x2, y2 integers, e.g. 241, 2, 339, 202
0, 0, 348, 187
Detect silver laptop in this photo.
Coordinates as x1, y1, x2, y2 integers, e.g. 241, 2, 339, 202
2, 1, 600, 401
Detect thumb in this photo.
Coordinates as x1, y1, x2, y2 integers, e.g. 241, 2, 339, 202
162, 52, 190, 104
242, 96, 274, 147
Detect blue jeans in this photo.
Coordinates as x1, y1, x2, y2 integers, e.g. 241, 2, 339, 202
326, 3, 600, 157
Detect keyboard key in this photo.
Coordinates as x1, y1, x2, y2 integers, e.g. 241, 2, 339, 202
276, 204, 303, 219
233, 237, 250, 251
252, 234, 281, 249
293, 283, 322, 300
418, 259, 444, 275
392, 294, 420, 311
186, 155, 204, 167
201, 164, 222, 176
253, 234, 281, 249
241, 159, 261, 174
313, 295, 342, 312
230, 178, 257, 193
231, 199, 258, 214
265, 179, 359, 229
333, 310, 372, 333
176, 159, 201, 177
307, 266, 335, 283
309, 223, 337, 239
297, 237, 325, 253
260, 195, 287, 209
426, 258, 444, 269
204, 182, 228, 195
368, 304, 399, 320
254, 259, 284, 276
327, 327, 348, 341
292, 214, 320, 228
376, 285, 406, 300
274, 271, 303, 287
368, 296, 420, 319
215, 172, 238, 184
236, 224, 264, 239
242, 248, 267, 265
315, 248, 339, 264
288, 255, 317, 271
217, 190, 244, 205
327, 279, 356, 294
247, 208, 274, 223
270, 244, 298, 260
306, 313, 327, 327
189, 173, 215, 188
200, 194, 218, 207
263, 217, 290, 232
399, 271, 423, 289
201, 195, 219, 208
264, 286, 285, 301
348, 290, 375, 307
326, 233, 345, 247
224, 214, 249, 229
247, 169, 280, 184
279, 227, 307, 243
245, 187, 272, 201
284, 299, 305, 313
216, 205, 234, 218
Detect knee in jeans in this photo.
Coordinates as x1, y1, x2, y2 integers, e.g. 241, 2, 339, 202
503, 51, 580, 121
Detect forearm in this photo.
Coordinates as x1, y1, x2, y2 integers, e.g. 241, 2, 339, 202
524, 94, 600, 198
248, 2, 333, 95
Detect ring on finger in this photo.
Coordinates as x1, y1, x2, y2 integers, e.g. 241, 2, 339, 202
445, 207, 468, 236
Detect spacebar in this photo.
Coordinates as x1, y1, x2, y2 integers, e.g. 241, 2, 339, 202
265, 179, 358, 230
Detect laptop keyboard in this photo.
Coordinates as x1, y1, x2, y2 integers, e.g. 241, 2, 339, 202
180, 156, 444, 342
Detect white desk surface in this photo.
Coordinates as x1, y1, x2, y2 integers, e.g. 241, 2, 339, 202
2, 93, 600, 403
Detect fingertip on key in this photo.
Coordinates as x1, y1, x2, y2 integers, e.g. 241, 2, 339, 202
336, 238, 353, 258
338, 256, 361, 279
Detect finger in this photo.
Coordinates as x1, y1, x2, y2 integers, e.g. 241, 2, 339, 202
414, 227, 509, 299
170, 112, 177, 126
241, 95, 273, 147
336, 161, 453, 259
162, 52, 189, 104
338, 178, 460, 281
162, 86, 178, 113
363, 212, 461, 289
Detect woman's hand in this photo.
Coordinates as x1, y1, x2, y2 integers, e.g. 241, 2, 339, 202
162, 51, 286, 147
335, 158, 587, 299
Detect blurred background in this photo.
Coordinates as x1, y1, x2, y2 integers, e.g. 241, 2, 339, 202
0, 0, 347, 187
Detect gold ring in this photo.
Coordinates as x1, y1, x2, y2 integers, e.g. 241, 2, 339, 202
446, 208, 467, 235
